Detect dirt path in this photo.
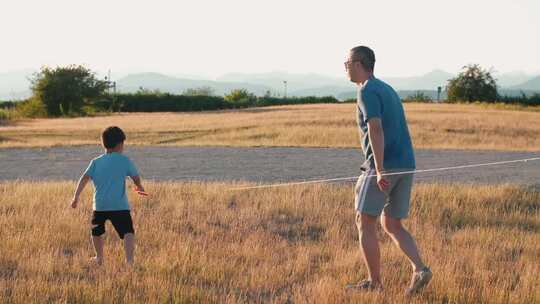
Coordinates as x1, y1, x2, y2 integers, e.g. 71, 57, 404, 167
1, 146, 538, 185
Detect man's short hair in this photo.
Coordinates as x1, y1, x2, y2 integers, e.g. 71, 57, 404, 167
102, 126, 126, 149
351, 46, 376, 72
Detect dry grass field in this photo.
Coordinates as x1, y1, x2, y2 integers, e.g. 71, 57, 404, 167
1, 181, 538, 303
1, 103, 539, 151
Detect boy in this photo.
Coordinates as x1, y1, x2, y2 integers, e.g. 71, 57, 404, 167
70, 126, 145, 266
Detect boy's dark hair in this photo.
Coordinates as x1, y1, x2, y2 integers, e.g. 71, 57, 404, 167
102, 126, 126, 149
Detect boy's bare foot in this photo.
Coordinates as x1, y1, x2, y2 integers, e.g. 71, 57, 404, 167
90, 256, 103, 266
118, 261, 137, 274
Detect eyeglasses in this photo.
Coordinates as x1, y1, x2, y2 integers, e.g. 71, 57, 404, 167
344, 60, 360, 70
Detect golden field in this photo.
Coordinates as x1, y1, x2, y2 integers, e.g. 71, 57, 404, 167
1, 103, 539, 151
0, 181, 538, 303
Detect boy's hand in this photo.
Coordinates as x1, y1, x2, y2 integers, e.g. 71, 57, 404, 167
134, 187, 148, 196
70, 197, 79, 208
131, 176, 147, 196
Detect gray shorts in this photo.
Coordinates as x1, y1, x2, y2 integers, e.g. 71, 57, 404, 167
354, 168, 415, 219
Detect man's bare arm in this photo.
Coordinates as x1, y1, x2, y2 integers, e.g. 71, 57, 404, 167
367, 118, 390, 191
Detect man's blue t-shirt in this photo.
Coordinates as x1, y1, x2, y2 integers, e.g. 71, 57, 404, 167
357, 76, 416, 170
83, 152, 139, 211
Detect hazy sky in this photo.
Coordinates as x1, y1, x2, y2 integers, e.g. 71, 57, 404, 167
1, 0, 539, 78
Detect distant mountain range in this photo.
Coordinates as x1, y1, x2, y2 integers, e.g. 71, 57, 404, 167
116, 73, 273, 96
0, 69, 35, 100
508, 75, 540, 91
496, 71, 532, 87
1, 69, 538, 101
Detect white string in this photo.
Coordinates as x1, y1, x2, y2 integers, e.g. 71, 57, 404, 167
230, 156, 540, 191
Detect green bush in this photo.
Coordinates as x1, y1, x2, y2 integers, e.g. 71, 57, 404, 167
86, 92, 341, 113
15, 97, 48, 118
497, 93, 540, 106
224, 89, 257, 108
0, 108, 11, 123
98, 93, 231, 112
255, 96, 339, 106
405, 91, 432, 103
0, 101, 17, 109
445, 92, 540, 107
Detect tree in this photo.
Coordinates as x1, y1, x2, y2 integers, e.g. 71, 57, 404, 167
224, 89, 257, 107
136, 87, 164, 95
263, 90, 273, 98
31, 65, 109, 116
406, 91, 432, 103
447, 64, 498, 102
183, 86, 215, 96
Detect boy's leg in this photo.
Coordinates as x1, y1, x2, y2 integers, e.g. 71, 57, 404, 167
123, 233, 135, 265
91, 212, 107, 265
91, 235, 104, 265
109, 211, 136, 265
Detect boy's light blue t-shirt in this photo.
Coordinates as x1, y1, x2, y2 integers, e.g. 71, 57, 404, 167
83, 152, 139, 211
356, 76, 416, 170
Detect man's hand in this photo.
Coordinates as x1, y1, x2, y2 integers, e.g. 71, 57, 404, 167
70, 197, 79, 209
376, 170, 390, 192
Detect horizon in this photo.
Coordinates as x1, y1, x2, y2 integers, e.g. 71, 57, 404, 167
1, 67, 539, 82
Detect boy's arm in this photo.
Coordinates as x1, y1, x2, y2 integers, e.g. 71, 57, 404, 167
130, 175, 144, 192
71, 175, 91, 208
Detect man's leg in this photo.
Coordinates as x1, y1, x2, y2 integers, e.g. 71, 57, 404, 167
383, 172, 432, 294
356, 212, 382, 286
381, 215, 425, 271
381, 214, 432, 295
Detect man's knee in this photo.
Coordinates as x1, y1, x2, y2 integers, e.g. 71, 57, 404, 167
381, 216, 403, 235
355, 212, 377, 232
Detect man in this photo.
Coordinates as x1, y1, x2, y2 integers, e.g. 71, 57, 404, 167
344, 45, 432, 295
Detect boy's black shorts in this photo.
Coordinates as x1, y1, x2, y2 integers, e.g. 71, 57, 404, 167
91, 210, 134, 239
